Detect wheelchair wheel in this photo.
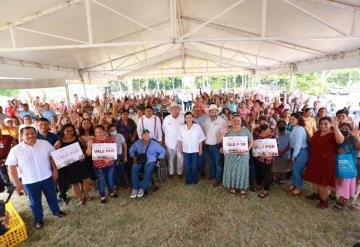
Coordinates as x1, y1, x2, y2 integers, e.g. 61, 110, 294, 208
157, 159, 168, 183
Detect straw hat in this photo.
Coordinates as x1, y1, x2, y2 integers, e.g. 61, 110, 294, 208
168, 102, 181, 110
206, 104, 222, 114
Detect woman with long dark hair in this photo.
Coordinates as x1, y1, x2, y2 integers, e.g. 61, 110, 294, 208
79, 119, 96, 182
287, 113, 309, 196
54, 123, 90, 206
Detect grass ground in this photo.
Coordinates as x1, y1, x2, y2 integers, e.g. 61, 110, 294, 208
3, 177, 360, 247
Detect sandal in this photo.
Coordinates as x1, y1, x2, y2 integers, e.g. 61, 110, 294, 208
240, 190, 247, 198
332, 201, 345, 211
286, 185, 296, 192
289, 189, 302, 197
316, 200, 329, 209
258, 191, 269, 199
229, 189, 236, 196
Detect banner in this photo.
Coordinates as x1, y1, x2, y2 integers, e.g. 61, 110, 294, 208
252, 139, 278, 157
51, 142, 84, 169
92, 143, 117, 160
223, 136, 248, 154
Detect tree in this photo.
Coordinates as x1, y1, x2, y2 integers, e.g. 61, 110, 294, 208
0, 89, 19, 97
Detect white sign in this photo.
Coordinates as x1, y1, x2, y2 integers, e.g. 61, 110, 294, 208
223, 136, 249, 154
92, 143, 117, 160
252, 139, 278, 157
51, 142, 84, 169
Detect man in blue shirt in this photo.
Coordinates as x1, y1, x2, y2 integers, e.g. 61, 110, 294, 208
36, 118, 59, 146
129, 129, 165, 198
39, 103, 57, 122
17, 103, 36, 119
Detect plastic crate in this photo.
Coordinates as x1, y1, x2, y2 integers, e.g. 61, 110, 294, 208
0, 202, 27, 247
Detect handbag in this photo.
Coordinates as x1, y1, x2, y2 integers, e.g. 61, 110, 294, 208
336, 153, 357, 179
136, 141, 151, 165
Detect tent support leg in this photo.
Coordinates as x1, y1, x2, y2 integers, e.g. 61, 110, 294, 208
65, 81, 71, 105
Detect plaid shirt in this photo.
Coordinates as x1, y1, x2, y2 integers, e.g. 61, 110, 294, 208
252, 128, 277, 165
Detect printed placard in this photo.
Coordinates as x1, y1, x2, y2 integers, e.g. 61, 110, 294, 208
252, 139, 278, 157
223, 136, 248, 154
92, 143, 117, 160
51, 142, 84, 169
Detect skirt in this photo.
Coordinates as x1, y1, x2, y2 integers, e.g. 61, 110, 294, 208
272, 158, 291, 173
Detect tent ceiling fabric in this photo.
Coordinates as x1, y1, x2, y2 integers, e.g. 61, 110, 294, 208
0, 0, 359, 88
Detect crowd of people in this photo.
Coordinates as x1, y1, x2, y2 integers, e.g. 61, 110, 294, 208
0, 89, 359, 230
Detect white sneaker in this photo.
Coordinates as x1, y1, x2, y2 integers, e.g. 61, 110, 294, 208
137, 188, 144, 198
130, 189, 138, 198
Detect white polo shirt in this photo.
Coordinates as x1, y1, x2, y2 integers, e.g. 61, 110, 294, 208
137, 115, 163, 141
6, 140, 54, 185
203, 116, 227, 145
177, 123, 206, 153
162, 114, 184, 149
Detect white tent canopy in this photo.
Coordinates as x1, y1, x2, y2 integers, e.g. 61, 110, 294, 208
0, 0, 359, 89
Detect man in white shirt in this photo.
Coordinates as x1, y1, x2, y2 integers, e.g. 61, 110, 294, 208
162, 102, 184, 178
137, 106, 162, 143
6, 126, 65, 230
203, 104, 227, 187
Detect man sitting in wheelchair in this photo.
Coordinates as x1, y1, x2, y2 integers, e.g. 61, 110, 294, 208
129, 129, 166, 198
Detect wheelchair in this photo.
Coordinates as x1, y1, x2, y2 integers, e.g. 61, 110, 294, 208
138, 158, 168, 194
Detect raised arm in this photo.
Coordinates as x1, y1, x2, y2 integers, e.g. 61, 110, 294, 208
332, 118, 345, 144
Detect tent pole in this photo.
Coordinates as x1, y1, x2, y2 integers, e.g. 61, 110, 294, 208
82, 80, 87, 98
289, 73, 294, 93
65, 81, 71, 106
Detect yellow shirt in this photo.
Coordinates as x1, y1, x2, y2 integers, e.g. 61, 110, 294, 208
303, 118, 316, 137
1, 127, 19, 139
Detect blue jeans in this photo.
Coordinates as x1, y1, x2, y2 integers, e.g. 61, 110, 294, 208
131, 162, 156, 191
113, 155, 126, 187
93, 165, 115, 197
183, 153, 199, 184
198, 144, 206, 174
23, 177, 61, 223
205, 144, 223, 182
291, 148, 309, 190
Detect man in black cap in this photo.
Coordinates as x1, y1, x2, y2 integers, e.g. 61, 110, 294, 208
128, 129, 165, 198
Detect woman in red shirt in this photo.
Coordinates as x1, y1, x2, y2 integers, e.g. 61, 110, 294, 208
304, 117, 344, 209
5, 101, 16, 118
86, 125, 117, 204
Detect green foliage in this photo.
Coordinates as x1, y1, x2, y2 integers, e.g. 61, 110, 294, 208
107, 68, 360, 95
0, 89, 19, 97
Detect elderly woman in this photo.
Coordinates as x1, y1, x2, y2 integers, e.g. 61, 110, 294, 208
304, 117, 345, 209
221, 114, 253, 197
